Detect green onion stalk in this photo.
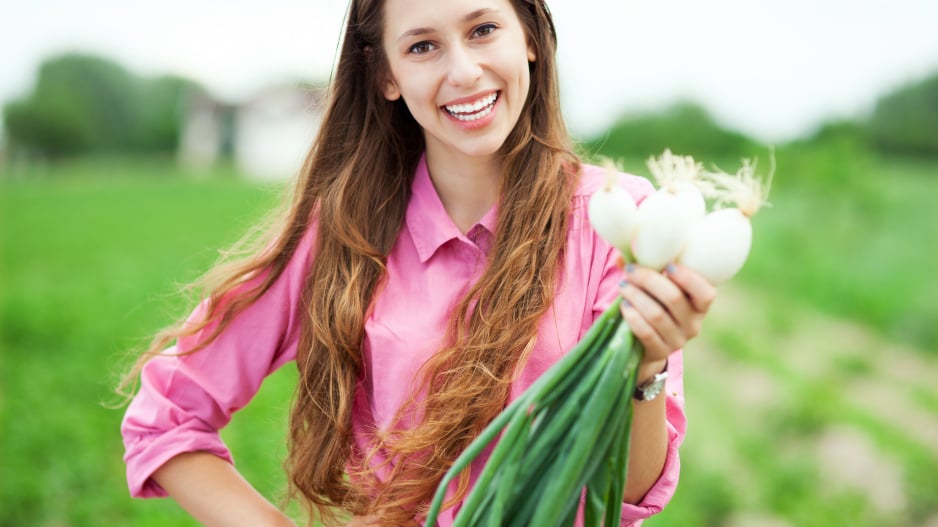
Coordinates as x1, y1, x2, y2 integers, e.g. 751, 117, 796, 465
423, 299, 643, 526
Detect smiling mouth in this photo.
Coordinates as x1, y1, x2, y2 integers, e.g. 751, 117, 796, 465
443, 92, 499, 122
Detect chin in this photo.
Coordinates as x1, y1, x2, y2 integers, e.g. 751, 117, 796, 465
457, 141, 508, 160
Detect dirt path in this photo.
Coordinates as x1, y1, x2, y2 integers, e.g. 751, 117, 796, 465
683, 284, 938, 522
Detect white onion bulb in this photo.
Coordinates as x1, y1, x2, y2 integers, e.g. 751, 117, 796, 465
587, 183, 638, 255
631, 184, 705, 270
679, 208, 752, 284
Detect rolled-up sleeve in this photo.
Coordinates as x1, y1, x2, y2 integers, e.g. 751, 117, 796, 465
121, 225, 316, 497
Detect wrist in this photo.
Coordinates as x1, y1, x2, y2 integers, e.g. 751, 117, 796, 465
636, 358, 668, 385
633, 359, 669, 401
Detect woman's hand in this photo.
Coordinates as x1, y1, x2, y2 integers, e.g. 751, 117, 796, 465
617, 262, 716, 366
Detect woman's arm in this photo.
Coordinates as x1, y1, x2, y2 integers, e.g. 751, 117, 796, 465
152, 452, 295, 527
121, 225, 319, 505
617, 263, 715, 504
622, 360, 670, 504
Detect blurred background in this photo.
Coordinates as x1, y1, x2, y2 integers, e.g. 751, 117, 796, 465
2, 1, 937, 526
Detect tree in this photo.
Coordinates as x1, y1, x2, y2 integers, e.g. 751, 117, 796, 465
2, 53, 200, 158
584, 102, 761, 161
868, 72, 938, 157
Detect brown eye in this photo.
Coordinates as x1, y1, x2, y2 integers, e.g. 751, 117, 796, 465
472, 23, 497, 38
408, 41, 435, 54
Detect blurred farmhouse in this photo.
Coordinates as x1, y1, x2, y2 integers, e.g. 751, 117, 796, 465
0, 53, 326, 181
179, 83, 325, 181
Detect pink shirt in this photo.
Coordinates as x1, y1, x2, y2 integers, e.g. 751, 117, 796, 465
121, 155, 686, 526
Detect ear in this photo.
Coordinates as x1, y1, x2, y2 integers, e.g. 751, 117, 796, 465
527, 39, 537, 62
383, 76, 401, 101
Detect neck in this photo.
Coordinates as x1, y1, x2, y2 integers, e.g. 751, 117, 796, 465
424, 148, 502, 234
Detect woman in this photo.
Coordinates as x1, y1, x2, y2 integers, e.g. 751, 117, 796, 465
120, 0, 715, 525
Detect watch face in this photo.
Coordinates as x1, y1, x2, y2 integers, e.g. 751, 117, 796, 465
637, 371, 668, 401
644, 380, 665, 399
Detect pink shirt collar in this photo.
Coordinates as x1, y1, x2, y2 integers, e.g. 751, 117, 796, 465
405, 154, 498, 263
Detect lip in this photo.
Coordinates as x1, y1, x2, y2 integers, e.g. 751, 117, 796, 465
440, 90, 500, 108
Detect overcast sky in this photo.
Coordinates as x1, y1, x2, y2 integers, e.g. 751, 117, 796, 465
3, 0, 938, 142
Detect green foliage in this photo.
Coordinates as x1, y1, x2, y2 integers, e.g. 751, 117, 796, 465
582, 101, 762, 161
0, 159, 290, 526
648, 281, 938, 527
805, 119, 871, 152
2, 153, 937, 526
2, 54, 201, 158
741, 144, 938, 350
793, 69, 938, 159
869, 71, 938, 156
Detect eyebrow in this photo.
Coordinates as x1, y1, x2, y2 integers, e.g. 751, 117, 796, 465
397, 8, 497, 41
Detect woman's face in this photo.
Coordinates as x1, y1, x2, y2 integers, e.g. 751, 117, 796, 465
381, 0, 536, 163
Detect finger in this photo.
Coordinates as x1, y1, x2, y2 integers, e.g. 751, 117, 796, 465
619, 300, 672, 361
663, 263, 717, 313
623, 264, 695, 324
619, 282, 685, 353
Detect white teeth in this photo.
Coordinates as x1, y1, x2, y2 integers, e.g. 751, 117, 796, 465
452, 103, 494, 121
445, 92, 498, 117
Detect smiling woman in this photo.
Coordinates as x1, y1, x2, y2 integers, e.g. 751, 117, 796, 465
381, 1, 536, 165
118, 1, 708, 526
378, 0, 542, 232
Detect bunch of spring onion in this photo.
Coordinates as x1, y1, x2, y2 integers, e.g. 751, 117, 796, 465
423, 150, 771, 526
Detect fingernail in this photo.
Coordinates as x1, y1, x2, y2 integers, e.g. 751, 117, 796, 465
665, 263, 676, 275
625, 263, 635, 274
618, 278, 628, 288
622, 299, 632, 309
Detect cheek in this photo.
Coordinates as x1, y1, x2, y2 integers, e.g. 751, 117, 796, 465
394, 82, 441, 130
502, 46, 534, 89
394, 71, 435, 109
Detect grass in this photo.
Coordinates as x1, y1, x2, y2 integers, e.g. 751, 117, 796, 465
2, 151, 937, 526
647, 286, 938, 526
1, 159, 295, 526
740, 147, 938, 350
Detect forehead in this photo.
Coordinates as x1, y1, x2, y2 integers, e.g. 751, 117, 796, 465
383, 0, 517, 36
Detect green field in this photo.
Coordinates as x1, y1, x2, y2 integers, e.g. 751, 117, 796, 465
2, 151, 937, 526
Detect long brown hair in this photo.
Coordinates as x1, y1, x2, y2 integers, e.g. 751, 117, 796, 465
121, 0, 578, 525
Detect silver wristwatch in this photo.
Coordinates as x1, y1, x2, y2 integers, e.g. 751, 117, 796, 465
633, 361, 669, 401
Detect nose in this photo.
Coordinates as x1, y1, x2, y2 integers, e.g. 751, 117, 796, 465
445, 44, 483, 87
